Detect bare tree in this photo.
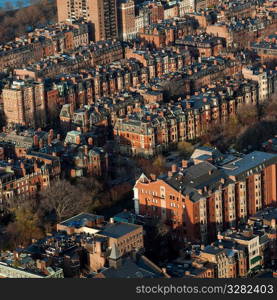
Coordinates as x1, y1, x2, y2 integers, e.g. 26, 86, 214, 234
264, 93, 277, 121
177, 141, 194, 157
4, 1, 14, 10
237, 104, 259, 127
39, 179, 90, 222
16, 0, 24, 8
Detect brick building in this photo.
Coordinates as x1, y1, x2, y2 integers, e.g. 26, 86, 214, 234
251, 34, 277, 63
57, 0, 118, 41
2, 80, 46, 128
133, 150, 277, 243
0, 22, 89, 70
175, 33, 225, 57
118, 0, 136, 41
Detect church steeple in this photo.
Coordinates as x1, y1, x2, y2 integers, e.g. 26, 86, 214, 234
109, 244, 122, 269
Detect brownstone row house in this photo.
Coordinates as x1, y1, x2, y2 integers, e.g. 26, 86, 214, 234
0, 22, 89, 70
133, 148, 277, 244
113, 78, 258, 157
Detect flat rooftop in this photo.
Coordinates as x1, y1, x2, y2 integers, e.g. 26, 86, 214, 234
222, 151, 277, 176
59, 213, 104, 228
99, 222, 141, 239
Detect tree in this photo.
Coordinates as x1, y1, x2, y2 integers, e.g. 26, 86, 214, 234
143, 219, 178, 263
6, 207, 43, 247
0, 0, 57, 43
16, 0, 24, 8
237, 104, 258, 127
264, 93, 277, 121
177, 141, 194, 157
153, 155, 167, 175
39, 179, 90, 222
3, 1, 14, 10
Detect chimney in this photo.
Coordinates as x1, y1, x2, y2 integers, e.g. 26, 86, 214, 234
47, 134, 52, 145
13, 251, 19, 260
171, 164, 177, 173
39, 139, 44, 149
76, 135, 81, 145
49, 129, 54, 138
88, 137, 93, 145
20, 162, 26, 177
150, 173, 157, 181
182, 160, 188, 168
33, 135, 39, 147
84, 145, 88, 155
34, 160, 39, 172
36, 259, 47, 272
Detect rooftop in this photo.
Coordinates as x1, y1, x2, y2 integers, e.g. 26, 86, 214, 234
99, 222, 141, 239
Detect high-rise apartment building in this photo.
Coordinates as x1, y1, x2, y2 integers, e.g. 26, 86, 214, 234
2, 80, 46, 127
118, 0, 136, 41
57, 0, 118, 41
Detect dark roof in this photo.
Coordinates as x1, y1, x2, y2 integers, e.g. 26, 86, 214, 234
202, 245, 224, 255
59, 213, 104, 228
98, 258, 160, 278
99, 223, 141, 239
184, 161, 217, 179
222, 151, 277, 178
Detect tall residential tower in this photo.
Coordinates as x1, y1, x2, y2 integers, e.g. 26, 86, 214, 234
57, 0, 118, 41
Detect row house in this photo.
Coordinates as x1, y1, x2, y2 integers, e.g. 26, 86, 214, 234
13, 39, 124, 81
207, 16, 277, 48
242, 66, 277, 101
0, 22, 90, 70
50, 65, 146, 109
138, 18, 199, 48
60, 91, 143, 132
251, 34, 277, 63
175, 33, 225, 57
113, 78, 259, 157
170, 215, 275, 278
218, 0, 257, 21
125, 47, 191, 77
0, 159, 50, 213
249, 207, 277, 265
196, 245, 240, 278
217, 225, 273, 274
151, 56, 241, 96
133, 150, 277, 244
